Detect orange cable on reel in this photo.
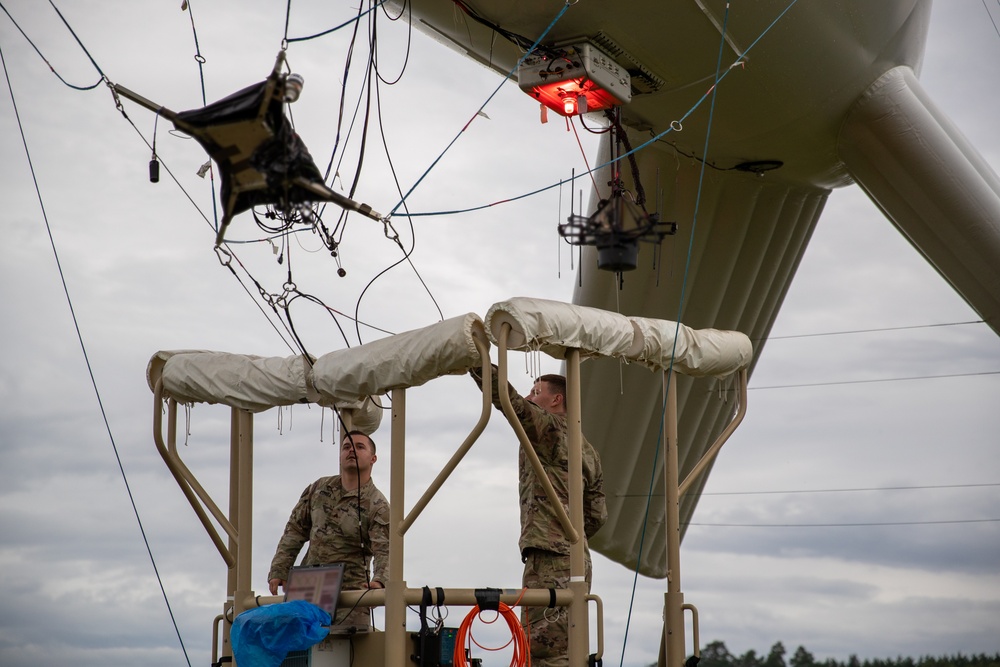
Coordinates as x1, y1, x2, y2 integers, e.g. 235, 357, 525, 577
453, 595, 530, 667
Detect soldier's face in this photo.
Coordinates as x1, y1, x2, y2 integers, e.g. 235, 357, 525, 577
340, 434, 376, 473
526, 380, 561, 413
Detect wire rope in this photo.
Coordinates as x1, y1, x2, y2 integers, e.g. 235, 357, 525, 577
1, 37, 193, 667
111, 100, 300, 353
763, 320, 986, 341
703, 482, 1000, 496
46, 0, 104, 78
619, 2, 791, 665
748, 369, 1000, 391
363, 19, 445, 333
0, 1, 102, 89
286, 0, 388, 43
181, 0, 221, 232
389, 0, 802, 222
386, 1, 573, 219
688, 518, 1000, 528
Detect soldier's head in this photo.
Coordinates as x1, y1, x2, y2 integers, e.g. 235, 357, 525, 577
527, 374, 566, 415
341, 430, 377, 476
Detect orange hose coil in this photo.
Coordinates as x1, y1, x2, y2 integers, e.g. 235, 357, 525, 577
453, 599, 529, 667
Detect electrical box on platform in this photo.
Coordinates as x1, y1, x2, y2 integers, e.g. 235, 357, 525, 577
410, 627, 459, 667
279, 632, 383, 667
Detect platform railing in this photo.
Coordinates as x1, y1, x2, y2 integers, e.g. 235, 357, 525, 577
151, 324, 747, 667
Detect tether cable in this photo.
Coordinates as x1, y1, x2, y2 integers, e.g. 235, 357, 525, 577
0, 1, 101, 90
1, 37, 193, 667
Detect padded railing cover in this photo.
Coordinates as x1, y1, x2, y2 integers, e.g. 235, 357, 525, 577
147, 302, 750, 441
485, 297, 752, 376
310, 313, 488, 401
147, 314, 488, 433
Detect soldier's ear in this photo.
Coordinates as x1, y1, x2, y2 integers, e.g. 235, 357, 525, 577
371, 454, 377, 464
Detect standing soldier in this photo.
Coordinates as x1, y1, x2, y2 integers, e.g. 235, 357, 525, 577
472, 367, 607, 666
267, 430, 389, 630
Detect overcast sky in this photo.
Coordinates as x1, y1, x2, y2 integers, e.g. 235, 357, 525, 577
1, 2, 998, 667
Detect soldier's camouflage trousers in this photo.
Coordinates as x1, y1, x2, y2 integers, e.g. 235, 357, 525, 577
521, 548, 593, 667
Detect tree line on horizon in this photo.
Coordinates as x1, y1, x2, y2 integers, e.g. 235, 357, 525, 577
688, 640, 1000, 667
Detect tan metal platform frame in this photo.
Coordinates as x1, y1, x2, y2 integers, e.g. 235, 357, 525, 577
151, 323, 748, 667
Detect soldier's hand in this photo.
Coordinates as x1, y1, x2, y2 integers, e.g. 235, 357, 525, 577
268, 578, 286, 595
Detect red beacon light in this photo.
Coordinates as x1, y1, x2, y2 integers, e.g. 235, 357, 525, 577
518, 42, 631, 117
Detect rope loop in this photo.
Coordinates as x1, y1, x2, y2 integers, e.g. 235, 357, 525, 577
214, 245, 233, 267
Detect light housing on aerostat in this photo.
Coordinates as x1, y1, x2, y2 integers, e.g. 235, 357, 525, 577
518, 42, 631, 117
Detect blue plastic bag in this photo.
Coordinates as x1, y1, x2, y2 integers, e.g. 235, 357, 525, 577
230, 600, 331, 667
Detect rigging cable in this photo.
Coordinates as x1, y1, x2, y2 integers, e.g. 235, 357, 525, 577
109, 98, 300, 354
355, 1, 445, 340
45, 0, 104, 78
315, 5, 378, 265
703, 481, 1000, 496
743, 320, 1000, 389
273, 230, 316, 359
181, 0, 221, 232
282, 0, 391, 274
289, 0, 390, 345
569, 116, 603, 198
684, 483, 1000, 527
81, 6, 337, 356
762, 319, 986, 341
748, 369, 1000, 391
0, 1, 101, 90
37, 0, 304, 353
390, 1, 800, 221
618, 376, 667, 667
374, 0, 411, 86
285, 0, 388, 44
687, 518, 1000, 528
385, 0, 573, 219
284, 0, 444, 344
0, 37, 193, 667
317, 0, 364, 190
982, 0, 1000, 40
619, 2, 803, 665
622, 0, 731, 656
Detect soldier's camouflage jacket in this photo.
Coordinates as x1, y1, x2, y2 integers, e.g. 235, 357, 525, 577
471, 367, 608, 556
268, 475, 389, 590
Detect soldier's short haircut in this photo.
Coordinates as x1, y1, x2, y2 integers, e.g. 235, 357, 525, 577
536, 374, 567, 399
345, 430, 376, 455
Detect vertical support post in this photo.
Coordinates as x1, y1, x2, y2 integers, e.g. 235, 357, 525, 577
385, 388, 407, 666
233, 411, 255, 622
222, 408, 240, 662
228, 408, 240, 594
662, 370, 685, 667
565, 349, 589, 666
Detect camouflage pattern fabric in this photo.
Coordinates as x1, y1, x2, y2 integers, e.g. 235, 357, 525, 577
522, 548, 593, 667
471, 367, 608, 555
471, 366, 607, 666
267, 475, 389, 627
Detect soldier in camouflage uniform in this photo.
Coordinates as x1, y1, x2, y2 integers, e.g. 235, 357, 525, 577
267, 430, 389, 631
472, 367, 607, 667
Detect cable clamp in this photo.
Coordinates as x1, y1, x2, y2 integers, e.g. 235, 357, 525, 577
214, 244, 232, 267
473, 587, 501, 612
